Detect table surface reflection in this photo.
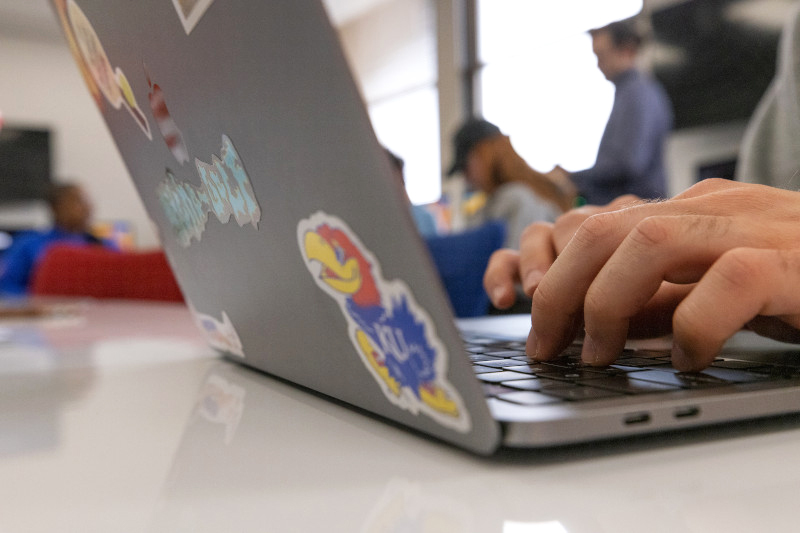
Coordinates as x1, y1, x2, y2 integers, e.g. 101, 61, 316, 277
2, 299, 799, 533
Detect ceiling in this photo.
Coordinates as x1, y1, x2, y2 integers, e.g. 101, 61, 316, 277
0, 0, 392, 42
2, 0, 795, 42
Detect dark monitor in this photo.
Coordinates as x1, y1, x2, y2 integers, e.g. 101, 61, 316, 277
0, 126, 52, 205
650, 0, 781, 130
697, 158, 737, 182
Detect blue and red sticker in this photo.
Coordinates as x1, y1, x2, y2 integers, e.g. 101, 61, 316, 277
298, 212, 471, 432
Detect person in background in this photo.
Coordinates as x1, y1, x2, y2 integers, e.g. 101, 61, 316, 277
546, 19, 673, 205
0, 182, 114, 296
447, 118, 575, 250
384, 148, 438, 237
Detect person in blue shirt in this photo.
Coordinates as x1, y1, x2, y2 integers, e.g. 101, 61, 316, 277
547, 19, 673, 205
0, 183, 112, 296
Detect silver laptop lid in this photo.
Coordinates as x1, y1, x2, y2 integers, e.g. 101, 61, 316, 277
53, 0, 501, 453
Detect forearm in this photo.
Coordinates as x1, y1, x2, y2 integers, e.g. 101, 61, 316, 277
494, 137, 575, 211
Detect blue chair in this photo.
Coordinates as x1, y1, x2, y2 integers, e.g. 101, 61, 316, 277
424, 221, 506, 318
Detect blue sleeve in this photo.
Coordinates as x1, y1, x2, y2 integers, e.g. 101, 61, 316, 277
571, 80, 671, 189
0, 236, 41, 296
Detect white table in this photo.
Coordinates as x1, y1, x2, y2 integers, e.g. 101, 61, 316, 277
2, 299, 799, 532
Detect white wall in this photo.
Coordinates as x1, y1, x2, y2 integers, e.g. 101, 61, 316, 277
0, 35, 159, 248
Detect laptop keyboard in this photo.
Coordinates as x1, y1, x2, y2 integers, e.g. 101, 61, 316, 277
464, 336, 800, 407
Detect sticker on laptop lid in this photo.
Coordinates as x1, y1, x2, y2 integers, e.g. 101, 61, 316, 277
188, 302, 245, 358
64, 0, 152, 139
146, 68, 190, 165
298, 212, 470, 433
157, 135, 262, 247
172, 0, 215, 35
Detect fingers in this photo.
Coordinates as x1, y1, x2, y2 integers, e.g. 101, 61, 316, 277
530, 207, 649, 360
517, 222, 556, 295
530, 206, 779, 365
627, 282, 692, 338
551, 196, 643, 252
580, 215, 753, 366
672, 248, 800, 371
524, 182, 800, 370
483, 249, 521, 309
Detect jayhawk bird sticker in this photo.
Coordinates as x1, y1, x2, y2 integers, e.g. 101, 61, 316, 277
298, 212, 470, 433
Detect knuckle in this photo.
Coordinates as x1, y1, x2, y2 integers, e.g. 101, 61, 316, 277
628, 216, 672, 248
519, 221, 551, 242
531, 280, 558, 313
608, 194, 643, 209
485, 249, 515, 276
583, 284, 607, 318
672, 299, 702, 340
555, 209, 590, 228
713, 248, 765, 289
682, 177, 733, 197
574, 212, 619, 246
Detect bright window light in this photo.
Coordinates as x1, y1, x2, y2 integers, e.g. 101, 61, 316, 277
478, 0, 643, 172
370, 87, 442, 206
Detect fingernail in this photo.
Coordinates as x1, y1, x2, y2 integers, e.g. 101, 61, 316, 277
582, 334, 600, 365
671, 343, 690, 371
491, 286, 506, 304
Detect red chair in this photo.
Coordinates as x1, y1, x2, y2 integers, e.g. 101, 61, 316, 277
30, 244, 184, 302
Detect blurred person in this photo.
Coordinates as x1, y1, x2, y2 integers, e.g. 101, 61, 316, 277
0, 183, 115, 296
546, 19, 673, 205
384, 147, 437, 237
447, 118, 575, 249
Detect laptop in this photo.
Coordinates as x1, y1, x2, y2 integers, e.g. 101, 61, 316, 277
52, 0, 800, 454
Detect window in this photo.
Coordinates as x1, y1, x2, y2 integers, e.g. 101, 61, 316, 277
334, 0, 441, 205
476, 0, 643, 172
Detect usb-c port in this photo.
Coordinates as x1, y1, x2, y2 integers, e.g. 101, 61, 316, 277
674, 406, 701, 419
624, 412, 651, 425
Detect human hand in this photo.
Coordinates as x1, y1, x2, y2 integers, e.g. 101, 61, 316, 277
485, 179, 800, 371
544, 165, 578, 211
484, 194, 641, 308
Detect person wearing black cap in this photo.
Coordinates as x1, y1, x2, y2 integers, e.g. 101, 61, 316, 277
447, 117, 575, 249
545, 19, 673, 205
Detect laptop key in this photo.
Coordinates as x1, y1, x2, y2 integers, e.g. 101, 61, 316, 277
483, 350, 526, 358
535, 368, 609, 382
611, 357, 672, 367
483, 383, 519, 397
628, 369, 733, 389
498, 391, 561, 406
711, 359, 768, 370
538, 385, 624, 402
501, 378, 567, 391
585, 375, 679, 394
475, 359, 535, 369
477, 370, 537, 383
503, 363, 557, 375
469, 354, 506, 362
695, 367, 773, 383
